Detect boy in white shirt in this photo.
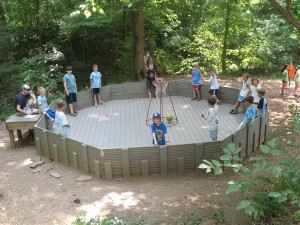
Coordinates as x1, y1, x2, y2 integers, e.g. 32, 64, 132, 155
201, 96, 219, 141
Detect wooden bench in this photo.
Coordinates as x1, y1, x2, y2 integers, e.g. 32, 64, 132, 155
5, 114, 42, 148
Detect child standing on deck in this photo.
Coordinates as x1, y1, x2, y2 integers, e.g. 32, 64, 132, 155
151, 113, 171, 148
90, 64, 104, 107
63, 65, 78, 116
208, 70, 221, 104
251, 78, 261, 105
53, 99, 71, 138
191, 63, 203, 101
201, 96, 219, 141
238, 96, 257, 129
37, 87, 55, 131
230, 73, 251, 114
146, 64, 157, 98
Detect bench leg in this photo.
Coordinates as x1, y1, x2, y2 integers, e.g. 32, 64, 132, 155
9, 130, 15, 148
17, 130, 23, 141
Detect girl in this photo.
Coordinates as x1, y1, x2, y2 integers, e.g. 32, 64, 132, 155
293, 65, 300, 96
281, 64, 288, 95
251, 78, 261, 104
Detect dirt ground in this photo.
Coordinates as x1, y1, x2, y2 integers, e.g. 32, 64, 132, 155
0, 78, 299, 225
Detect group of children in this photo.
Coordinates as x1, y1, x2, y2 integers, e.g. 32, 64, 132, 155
281, 62, 300, 96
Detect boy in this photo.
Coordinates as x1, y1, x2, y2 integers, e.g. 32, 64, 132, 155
238, 96, 257, 129
146, 64, 157, 98
15, 84, 38, 115
90, 64, 104, 107
191, 63, 203, 101
208, 70, 221, 104
151, 113, 171, 148
37, 87, 55, 131
53, 99, 70, 138
63, 65, 78, 116
230, 73, 251, 114
201, 96, 219, 141
257, 88, 267, 117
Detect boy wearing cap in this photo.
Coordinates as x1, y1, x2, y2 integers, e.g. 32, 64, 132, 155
257, 88, 267, 117
63, 66, 78, 116
151, 113, 171, 148
15, 84, 38, 115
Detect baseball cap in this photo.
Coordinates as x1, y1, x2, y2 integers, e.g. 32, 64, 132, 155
153, 113, 161, 119
22, 84, 30, 90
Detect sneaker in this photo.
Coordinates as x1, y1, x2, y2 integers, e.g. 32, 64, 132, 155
231, 109, 239, 114
73, 111, 78, 114
99, 101, 105, 105
229, 108, 235, 114
191, 98, 197, 101
48, 128, 53, 132
197, 98, 201, 101
70, 113, 77, 116
217, 100, 222, 104
95, 103, 98, 107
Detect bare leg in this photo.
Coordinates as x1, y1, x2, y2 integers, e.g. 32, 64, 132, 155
234, 101, 241, 110
196, 88, 200, 99
281, 82, 286, 95
69, 103, 74, 113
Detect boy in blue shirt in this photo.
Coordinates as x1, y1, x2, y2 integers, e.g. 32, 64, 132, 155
151, 113, 171, 148
257, 88, 267, 117
90, 64, 104, 107
191, 63, 203, 101
238, 96, 257, 129
63, 66, 78, 116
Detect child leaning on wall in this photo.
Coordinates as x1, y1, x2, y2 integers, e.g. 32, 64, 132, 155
151, 113, 171, 148
230, 73, 251, 114
37, 87, 55, 131
53, 99, 71, 138
237, 96, 257, 130
201, 96, 219, 141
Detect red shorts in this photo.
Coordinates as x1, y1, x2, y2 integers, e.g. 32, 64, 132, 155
192, 85, 200, 89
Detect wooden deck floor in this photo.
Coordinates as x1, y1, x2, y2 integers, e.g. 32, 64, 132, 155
67, 96, 244, 148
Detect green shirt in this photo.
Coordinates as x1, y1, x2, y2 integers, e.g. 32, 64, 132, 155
282, 69, 288, 82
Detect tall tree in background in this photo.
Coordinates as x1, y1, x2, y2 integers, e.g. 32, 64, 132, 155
221, 0, 231, 73
267, 0, 300, 33
129, 0, 145, 80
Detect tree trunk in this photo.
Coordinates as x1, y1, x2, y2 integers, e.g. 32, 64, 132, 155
129, 4, 145, 81
267, 0, 300, 33
0, 0, 5, 22
221, 1, 230, 73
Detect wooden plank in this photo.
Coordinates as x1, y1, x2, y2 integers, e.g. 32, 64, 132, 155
160, 146, 168, 175
72, 152, 79, 170
178, 157, 185, 174
61, 137, 69, 166
104, 162, 113, 180
35, 137, 41, 155
122, 148, 130, 178
141, 160, 149, 177
94, 160, 101, 179
53, 144, 59, 162
81, 144, 89, 173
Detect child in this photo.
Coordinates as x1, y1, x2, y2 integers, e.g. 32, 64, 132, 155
208, 70, 221, 104
281, 64, 288, 95
238, 96, 257, 129
146, 64, 157, 98
63, 65, 78, 116
201, 96, 219, 141
37, 87, 55, 131
191, 63, 203, 101
53, 99, 71, 138
287, 61, 295, 88
257, 88, 267, 117
230, 73, 251, 114
151, 113, 171, 148
293, 65, 300, 96
90, 64, 104, 107
251, 78, 261, 104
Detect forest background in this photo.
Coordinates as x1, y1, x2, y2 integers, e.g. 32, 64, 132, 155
0, 0, 300, 120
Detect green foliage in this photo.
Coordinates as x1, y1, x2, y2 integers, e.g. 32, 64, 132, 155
183, 213, 202, 225
199, 137, 300, 223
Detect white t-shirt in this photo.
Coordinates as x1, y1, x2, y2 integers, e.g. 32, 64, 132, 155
240, 81, 250, 97
53, 111, 70, 138
210, 74, 219, 89
251, 84, 261, 103
295, 69, 300, 82
206, 105, 219, 130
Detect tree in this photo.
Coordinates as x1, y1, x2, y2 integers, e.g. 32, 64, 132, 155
267, 0, 300, 33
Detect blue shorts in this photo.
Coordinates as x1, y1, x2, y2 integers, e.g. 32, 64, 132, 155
237, 95, 246, 102
45, 108, 55, 120
209, 129, 218, 139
